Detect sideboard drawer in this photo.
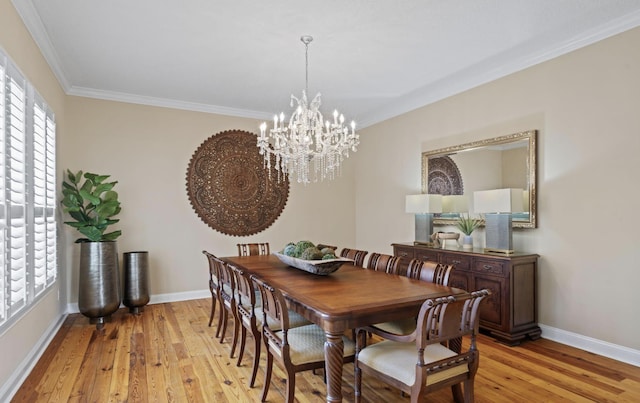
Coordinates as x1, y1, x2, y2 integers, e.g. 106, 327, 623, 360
442, 254, 471, 271
394, 245, 415, 259
473, 259, 507, 277
415, 249, 439, 262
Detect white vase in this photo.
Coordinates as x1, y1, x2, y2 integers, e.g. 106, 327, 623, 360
462, 235, 473, 250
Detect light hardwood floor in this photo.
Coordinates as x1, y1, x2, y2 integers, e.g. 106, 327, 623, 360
12, 298, 640, 402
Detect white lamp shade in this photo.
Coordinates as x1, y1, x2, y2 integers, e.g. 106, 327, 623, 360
473, 188, 524, 214
442, 195, 468, 213
405, 194, 442, 214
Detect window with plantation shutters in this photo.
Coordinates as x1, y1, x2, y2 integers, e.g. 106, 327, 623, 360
1, 48, 57, 330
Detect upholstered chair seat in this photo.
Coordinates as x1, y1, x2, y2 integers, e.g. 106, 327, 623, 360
357, 340, 467, 387
272, 324, 356, 366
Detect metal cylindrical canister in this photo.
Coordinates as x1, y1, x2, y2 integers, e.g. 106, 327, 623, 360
123, 251, 150, 314
78, 241, 121, 328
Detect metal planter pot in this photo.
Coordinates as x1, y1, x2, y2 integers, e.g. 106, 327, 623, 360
78, 241, 121, 328
123, 251, 150, 314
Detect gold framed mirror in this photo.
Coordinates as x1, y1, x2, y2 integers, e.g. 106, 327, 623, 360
421, 130, 537, 228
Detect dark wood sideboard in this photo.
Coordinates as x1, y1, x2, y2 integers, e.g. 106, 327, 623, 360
392, 242, 541, 346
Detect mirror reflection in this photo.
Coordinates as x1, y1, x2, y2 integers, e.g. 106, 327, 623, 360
421, 130, 537, 228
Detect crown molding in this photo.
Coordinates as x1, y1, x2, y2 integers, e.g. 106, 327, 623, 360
67, 86, 273, 120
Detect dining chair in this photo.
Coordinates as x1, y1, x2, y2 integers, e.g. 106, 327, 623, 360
237, 242, 270, 256
367, 259, 455, 337
317, 243, 338, 251
354, 289, 490, 403
366, 252, 402, 274
340, 247, 369, 267
215, 258, 241, 358
250, 275, 356, 403
202, 250, 223, 332
406, 259, 453, 285
229, 265, 311, 388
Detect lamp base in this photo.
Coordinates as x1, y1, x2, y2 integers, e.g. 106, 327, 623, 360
485, 213, 514, 254
414, 214, 434, 244
483, 247, 515, 255
413, 241, 436, 247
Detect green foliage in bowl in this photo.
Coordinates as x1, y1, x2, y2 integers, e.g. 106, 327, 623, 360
281, 240, 336, 260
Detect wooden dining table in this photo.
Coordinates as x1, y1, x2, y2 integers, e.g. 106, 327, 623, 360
221, 254, 467, 403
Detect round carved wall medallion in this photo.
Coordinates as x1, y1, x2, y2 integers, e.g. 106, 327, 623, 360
186, 129, 289, 236
427, 156, 464, 195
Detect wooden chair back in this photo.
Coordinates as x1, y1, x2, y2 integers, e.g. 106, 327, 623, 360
251, 275, 290, 338
366, 252, 402, 274
317, 243, 338, 252
406, 259, 453, 286
416, 289, 488, 350
202, 250, 221, 328
237, 242, 270, 256
340, 248, 369, 267
228, 263, 262, 387
229, 264, 257, 315
215, 257, 241, 357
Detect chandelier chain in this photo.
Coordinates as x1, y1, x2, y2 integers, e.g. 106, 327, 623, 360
304, 36, 310, 95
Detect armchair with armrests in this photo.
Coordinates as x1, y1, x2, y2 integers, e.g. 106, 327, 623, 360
354, 289, 490, 403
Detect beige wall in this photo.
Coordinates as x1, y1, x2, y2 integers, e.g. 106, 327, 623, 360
357, 27, 640, 351
61, 97, 357, 303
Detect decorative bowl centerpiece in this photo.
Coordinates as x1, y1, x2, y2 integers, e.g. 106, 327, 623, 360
273, 252, 352, 276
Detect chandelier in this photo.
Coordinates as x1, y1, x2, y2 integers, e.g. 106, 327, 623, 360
258, 35, 359, 184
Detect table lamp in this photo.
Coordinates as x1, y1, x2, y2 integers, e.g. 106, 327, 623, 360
406, 194, 442, 244
442, 195, 468, 216
473, 188, 523, 254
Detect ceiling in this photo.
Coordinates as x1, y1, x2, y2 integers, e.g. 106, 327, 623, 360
12, 0, 640, 128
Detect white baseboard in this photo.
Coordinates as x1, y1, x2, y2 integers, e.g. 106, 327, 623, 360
66, 289, 211, 313
540, 324, 640, 367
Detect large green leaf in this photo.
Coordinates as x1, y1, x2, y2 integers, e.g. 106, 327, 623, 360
102, 230, 122, 241
85, 172, 110, 184
94, 182, 115, 195
79, 189, 101, 206
79, 226, 104, 242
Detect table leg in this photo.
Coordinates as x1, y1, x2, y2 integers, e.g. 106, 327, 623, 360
324, 331, 344, 402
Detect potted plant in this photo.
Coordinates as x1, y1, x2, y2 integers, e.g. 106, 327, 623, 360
62, 170, 122, 328
456, 213, 482, 250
